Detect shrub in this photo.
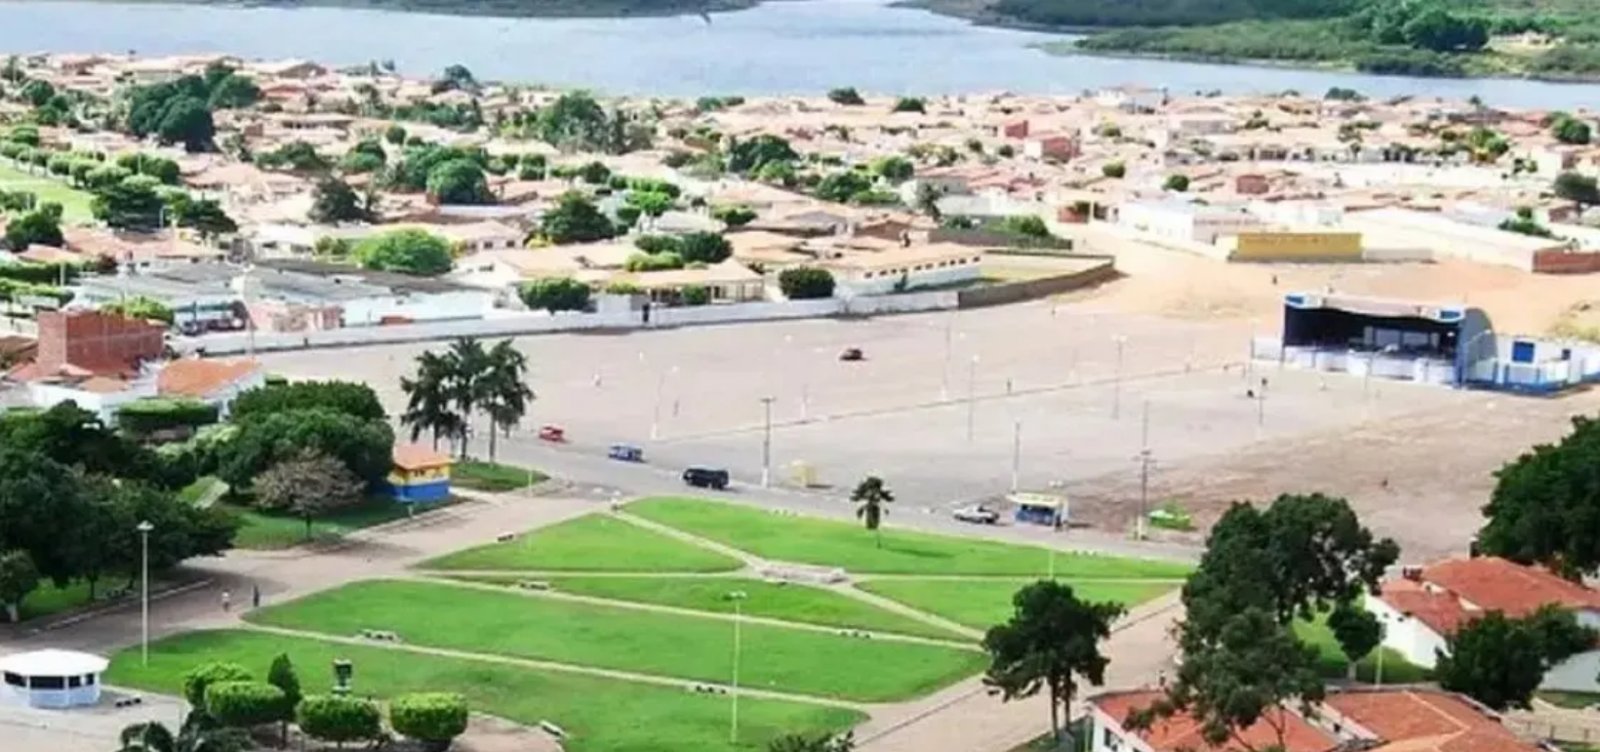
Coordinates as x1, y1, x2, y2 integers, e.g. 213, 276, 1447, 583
1163, 174, 1191, 192
205, 681, 290, 729
1102, 161, 1126, 178
389, 692, 469, 751
296, 695, 382, 745
183, 661, 253, 708
711, 204, 757, 227
677, 232, 732, 264
634, 235, 682, 255
116, 398, 220, 435
827, 87, 865, 106
891, 97, 926, 113
681, 284, 711, 306
519, 277, 591, 312
624, 251, 684, 271
779, 267, 835, 300
232, 381, 385, 423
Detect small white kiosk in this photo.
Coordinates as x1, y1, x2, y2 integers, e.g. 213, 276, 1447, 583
0, 649, 110, 708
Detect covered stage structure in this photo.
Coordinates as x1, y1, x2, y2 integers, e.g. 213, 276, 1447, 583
1273, 292, 1492, 387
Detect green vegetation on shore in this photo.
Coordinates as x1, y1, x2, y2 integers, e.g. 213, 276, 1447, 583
66, 0, 755, 19
931, 0, 1600, 80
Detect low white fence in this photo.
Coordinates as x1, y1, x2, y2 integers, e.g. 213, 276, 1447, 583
187, 291, 960, 355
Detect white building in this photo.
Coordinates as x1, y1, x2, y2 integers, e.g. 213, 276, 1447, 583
0, 650, 109, 709
1117, 200, 1262, 244
820, 243, 984, 297
1367, 556, 1600, 692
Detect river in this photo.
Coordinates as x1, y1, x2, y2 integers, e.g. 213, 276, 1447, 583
4, 0, 1600, 106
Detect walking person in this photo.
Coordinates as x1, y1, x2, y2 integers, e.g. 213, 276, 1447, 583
251, 584, 261, 609
220, 589, 232, 613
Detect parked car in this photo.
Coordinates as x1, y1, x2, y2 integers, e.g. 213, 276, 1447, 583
953, 504, 1001, 524
608, 444, 644, 462
839, 347, 864, 362
682, 466, 730, 490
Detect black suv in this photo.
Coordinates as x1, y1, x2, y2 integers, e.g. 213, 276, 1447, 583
682, 466, 730, 490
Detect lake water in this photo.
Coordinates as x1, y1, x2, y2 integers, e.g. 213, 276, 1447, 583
4, 0, 1600, 107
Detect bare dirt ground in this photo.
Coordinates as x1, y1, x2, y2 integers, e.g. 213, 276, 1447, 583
260, 229, 1600, 565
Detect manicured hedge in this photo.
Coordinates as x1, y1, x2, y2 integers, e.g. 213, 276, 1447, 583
389, 692, 469, 750
205, 681, 290, 728
296, 694, 383, 745
117, 398, 220, 435
183, 661, 252, 708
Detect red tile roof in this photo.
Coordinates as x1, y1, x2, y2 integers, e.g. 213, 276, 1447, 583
1422, 557, 1600, 617
1325, 689, 1534, 752
1376, 578, 1474, 637
1091, 691, 1338, 752
157, 358, 259, 399
392, 443, 453, 472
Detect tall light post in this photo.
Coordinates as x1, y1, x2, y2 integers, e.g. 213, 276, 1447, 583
940, 313, 955, 401
727, 590, 748, 744
137, 520, 153, 666
759, 397, 775, 488
966, 355, 980, 442
1133, 450, 1154, 541
1112, 335, 1127, 419
1010, 420, 1022, 492
651, 365, 677, 440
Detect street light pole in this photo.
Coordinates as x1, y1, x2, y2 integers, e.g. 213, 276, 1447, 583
966, 355, 979, 442
941, 313, 954, 401
728, 590, 748, 744
1112, 335, 1127, 419
1134, 450, 1153, 540
1010, 420, 1022, 492
759, 397, 775, 488
137, 520, 153, 666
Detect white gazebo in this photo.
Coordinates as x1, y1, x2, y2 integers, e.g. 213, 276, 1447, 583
0, 649, 110, 708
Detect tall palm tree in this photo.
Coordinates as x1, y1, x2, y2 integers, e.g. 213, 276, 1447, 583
481, 339, 535, 462
445, 337, 490, 459
400, 350, 461, 451
851, 476, 894, 549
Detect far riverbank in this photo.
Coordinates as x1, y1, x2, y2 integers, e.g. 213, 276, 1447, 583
7, 0, 755, 18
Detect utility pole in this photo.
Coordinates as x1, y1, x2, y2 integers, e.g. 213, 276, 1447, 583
1010, 420, 1022, 492
759, 397, 775, 488
941, 313, 954, 401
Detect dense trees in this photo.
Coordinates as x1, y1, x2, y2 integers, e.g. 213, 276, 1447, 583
220, 406, 394, 490
1132, 493, 1396, 746
91, 176, 166, 231
1478, 416, 1600, 577
992, 0, 1347, 28
353, 229, 454, 276
540, 191, 616, 244
826, 87, 865, 106
233, 380, 387, 423
984, 581, 1124, 744
3, 201, 63, 249
1552, 113, 1593, 145
254, 451, 366, 541
1437, 606, 1595, 710
726, 134, 799, 175
425, 158, 493, 204
1555, 172, 1600, 206
309, 177, 373, 224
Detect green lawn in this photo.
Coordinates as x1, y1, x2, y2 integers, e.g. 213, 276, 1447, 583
625, 497, 1195, 577
1293, 612, 1431, 684
456, 574, 968, 641
856, 578, 1179, 631
421, 513, 743, 573
106, 630, 863, 752
452, 460, 548, 493
223, 497, 428, 550
19, 579, 95, 621
1540, 691, 1600, 710
247, 579, 986, 702
0, 161, 95, 224
177, 476, 228, 507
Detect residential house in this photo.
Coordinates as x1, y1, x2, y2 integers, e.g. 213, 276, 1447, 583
155, 357, 265, 419
1091, 687, 1544, 752
1367, 556, 1600, 692
817, 241, 984, 297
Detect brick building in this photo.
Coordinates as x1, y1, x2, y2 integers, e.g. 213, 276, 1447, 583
10, 311, 164, 384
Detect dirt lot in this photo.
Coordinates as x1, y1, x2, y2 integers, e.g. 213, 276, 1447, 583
259, 232, 1600, 564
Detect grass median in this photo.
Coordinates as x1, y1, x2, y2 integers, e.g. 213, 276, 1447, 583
106, 629, 863, 752
626, 497, 1195, 578
455, 574, 968, 641
247, 579, 986, 702
856, 578, 1179, 631
452, 460, 548, 492
422, 513, 743, 573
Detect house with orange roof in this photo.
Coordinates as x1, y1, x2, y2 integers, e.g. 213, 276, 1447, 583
1367, 556, 1600, 691
387, 443, 453, 503
1089, 687, 1543, 752
155, 358, 265, 419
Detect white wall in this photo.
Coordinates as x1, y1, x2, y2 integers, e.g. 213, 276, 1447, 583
835, 263, 980, 297
340, 290, 496, 327
1543, 649, 1600, 693
1366, 592, 1449, 669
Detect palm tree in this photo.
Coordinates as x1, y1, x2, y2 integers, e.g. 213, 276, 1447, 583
851, 476, 894, 548
480, 339, 535, 462
445, 337, 490, 459
400, 350, 461, 451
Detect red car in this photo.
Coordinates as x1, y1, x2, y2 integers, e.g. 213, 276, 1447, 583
537, 425, 566, 442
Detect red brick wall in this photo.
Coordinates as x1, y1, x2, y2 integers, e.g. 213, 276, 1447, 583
1533, 249, 1600, 274
1002, 120, 1029, 139
35, 311, 164, 371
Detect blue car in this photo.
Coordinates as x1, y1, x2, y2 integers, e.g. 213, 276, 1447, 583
608, 444, 644, 462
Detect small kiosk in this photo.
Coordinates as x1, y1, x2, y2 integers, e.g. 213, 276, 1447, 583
0, 649, 109, 708
1010, 492, 1068, 528
387, 444, 454, 503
